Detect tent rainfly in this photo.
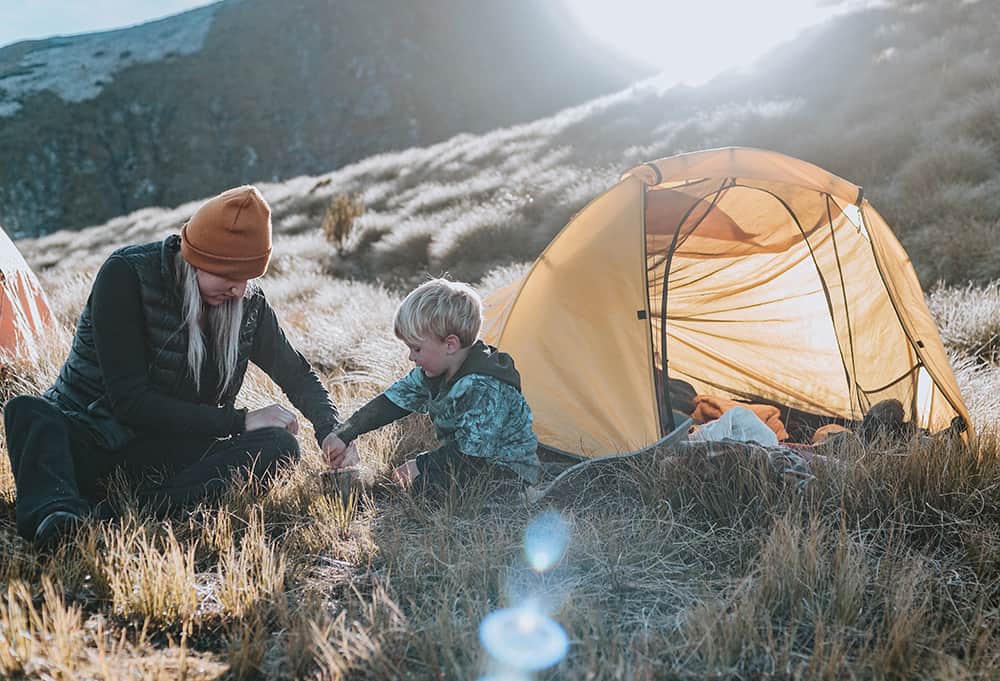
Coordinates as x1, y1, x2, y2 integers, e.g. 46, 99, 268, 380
483, 147, 970, 458
0, 225, 53, 365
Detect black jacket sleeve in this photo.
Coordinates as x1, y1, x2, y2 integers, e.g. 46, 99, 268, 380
249, 296, 340, 446
336, 394, 411, 444
91, 256, 246, 436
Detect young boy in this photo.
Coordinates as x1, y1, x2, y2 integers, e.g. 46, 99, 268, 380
324, 278, 540, 491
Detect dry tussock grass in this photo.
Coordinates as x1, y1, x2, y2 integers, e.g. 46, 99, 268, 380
929, 282, 1000, 362
4, 279, 1000, 679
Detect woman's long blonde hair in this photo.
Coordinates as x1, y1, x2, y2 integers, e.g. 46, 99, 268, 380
175, 252, 254, 402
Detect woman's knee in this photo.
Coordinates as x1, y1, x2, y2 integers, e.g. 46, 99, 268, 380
272, 427, 301, 457
3, 395, 64, 457
4, 394, 53, 427
245, 427, 300, 466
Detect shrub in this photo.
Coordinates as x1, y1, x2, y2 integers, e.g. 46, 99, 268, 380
322, 193, 366, 254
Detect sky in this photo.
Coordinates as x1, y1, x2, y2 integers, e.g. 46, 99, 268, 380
562, 0, 851, 84
0, 0, 217, 48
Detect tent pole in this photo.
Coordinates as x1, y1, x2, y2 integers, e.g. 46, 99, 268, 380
656, 179, 731, 433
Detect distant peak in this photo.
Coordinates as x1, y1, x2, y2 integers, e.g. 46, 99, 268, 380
0, 4, 219, 117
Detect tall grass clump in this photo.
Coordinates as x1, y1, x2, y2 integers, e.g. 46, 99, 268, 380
0, 577, 85, 678
952, 356, 1000, 431
321, 193, 365, 254
99, 520, 200, 626
215, 508, 286, 619
929, 281, 1000, 362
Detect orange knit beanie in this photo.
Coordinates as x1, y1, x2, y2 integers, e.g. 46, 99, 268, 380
180, 185, 272, 280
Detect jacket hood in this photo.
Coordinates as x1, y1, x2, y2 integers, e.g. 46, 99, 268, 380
426, 340, 522, 394
456, 340, 521, 390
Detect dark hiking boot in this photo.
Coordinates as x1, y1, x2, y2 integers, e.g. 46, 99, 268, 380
92, 498, 122, 522
33, 510, 83, 552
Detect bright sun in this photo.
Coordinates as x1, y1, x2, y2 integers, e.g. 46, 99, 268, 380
563, 0, 844, 84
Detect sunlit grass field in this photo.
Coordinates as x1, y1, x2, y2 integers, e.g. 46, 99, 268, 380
3, 265, 1000, 679
6, 204, 1000, 679
4, 0, 1000, 677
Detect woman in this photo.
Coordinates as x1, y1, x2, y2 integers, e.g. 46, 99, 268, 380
5, 185, 348, 549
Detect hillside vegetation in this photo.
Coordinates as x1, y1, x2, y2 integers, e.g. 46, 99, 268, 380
4, 0, 1000, 678
19, 0, 1000, 288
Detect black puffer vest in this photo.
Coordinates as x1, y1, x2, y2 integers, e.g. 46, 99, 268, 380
45, 235, 263, 448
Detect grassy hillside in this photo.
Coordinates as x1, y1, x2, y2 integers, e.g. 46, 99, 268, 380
4, 0, 1000, 678
20, 0, 1000, 287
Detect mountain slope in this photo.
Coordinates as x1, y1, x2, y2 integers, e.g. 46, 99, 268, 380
19, 0, 1000, 289
0, 0, 646, 237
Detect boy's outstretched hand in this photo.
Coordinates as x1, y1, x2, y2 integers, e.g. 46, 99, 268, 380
391, 459, 420, 486
322, 433, 359, 469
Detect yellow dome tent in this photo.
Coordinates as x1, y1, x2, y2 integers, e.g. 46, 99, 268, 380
0, 225, 53, 365
483, 147, 970, 458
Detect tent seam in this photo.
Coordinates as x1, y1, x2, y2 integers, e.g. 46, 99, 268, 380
825, 194, 863, 417
639, 183, 663, 437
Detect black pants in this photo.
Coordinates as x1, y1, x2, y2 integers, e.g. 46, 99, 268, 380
413, 446, 521, 495
4, 395, 300, 540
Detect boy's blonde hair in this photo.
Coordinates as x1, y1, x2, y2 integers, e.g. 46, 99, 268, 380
394, 278, 483, 348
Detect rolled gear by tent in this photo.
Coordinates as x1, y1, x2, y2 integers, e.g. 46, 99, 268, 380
0, 226, 53, 364
483, 147, 970, 458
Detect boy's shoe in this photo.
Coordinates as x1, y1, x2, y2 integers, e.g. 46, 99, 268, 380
33, 510, 83, 552
92, 499, 118, 522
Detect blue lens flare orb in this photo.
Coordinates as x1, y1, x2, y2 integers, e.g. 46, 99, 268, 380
523, 511, 570, 572
478, 606, 570, 671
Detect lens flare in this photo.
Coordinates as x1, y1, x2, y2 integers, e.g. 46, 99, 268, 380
524, 511, 569, 572
478, 606, 570, 671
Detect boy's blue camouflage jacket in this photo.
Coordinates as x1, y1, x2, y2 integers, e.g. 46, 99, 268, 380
337, 341, 540, 484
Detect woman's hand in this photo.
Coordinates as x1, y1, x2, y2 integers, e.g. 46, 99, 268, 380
322, 433, 359, 469
245, 404, 299, 434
